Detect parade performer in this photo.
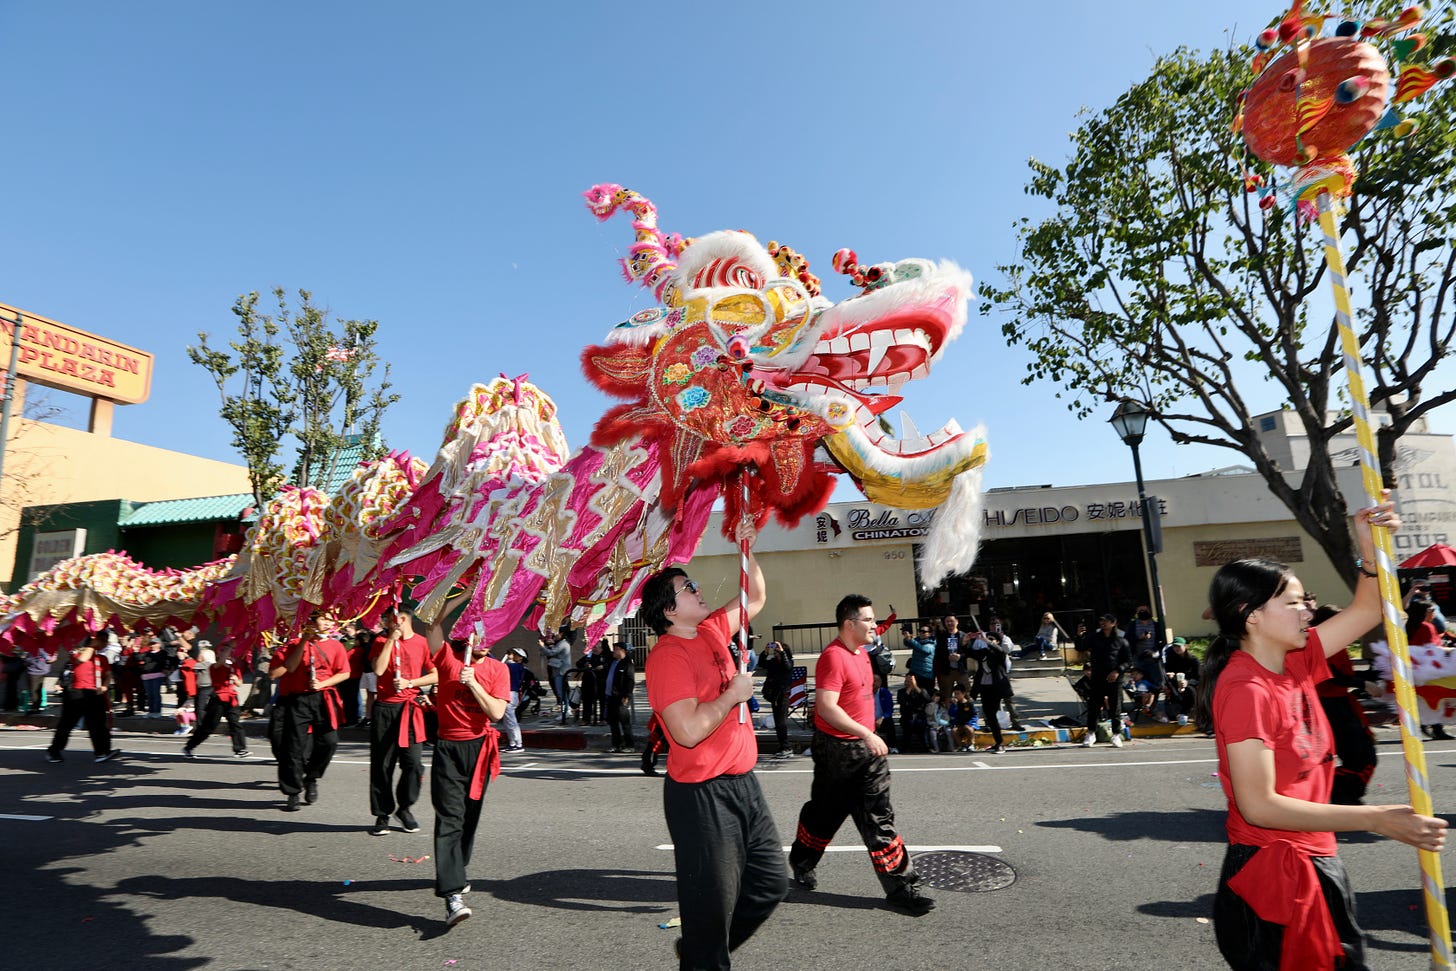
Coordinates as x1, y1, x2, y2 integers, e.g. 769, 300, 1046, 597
641, 521, 784, 971
368, 604, 438, 836
788, 594, 933, 915
1230, 6, 1456, 960
1195, 501, 1445, 969
46, 633, 120, 764
430, 632, 509, 928
270, 616, 349, 812
183, 640, 249, 758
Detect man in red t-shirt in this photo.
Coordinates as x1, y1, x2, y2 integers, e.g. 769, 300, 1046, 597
641, 523, 784, 970
269, 616, 351, 812
368, 605, 439, 836
47, 633, 120, 764
430, 633, 509, 928
788, 594, 934, 916
184, 640, 249, 758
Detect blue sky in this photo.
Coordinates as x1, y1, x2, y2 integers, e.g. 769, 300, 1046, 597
4, 2, 1450, 497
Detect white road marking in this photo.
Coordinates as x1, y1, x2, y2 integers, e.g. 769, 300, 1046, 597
655, 843, 1004, 854
0, 813, 52, 821
886, 757, 1219, 772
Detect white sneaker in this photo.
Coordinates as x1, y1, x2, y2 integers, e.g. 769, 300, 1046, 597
445, 893, 472, 926
1080, 736, 1094, 747
1110, 733, 1124, 748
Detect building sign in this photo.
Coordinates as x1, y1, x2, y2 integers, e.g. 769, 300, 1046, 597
983, 497, 1168, 528
1194, 536, 1304, 567
28, 529, 87, 580
818, 507, 936, 542
0, 302, 153, 404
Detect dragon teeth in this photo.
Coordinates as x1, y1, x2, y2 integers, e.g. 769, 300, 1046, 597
864, 341, 888, 375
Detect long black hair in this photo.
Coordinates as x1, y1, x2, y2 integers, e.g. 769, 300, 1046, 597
1407, 600, 1433, 641
1193, 558, 1292, 733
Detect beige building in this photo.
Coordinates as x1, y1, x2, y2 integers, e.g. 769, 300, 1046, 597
684, 410, 1455, 649
1, 389, 253, 586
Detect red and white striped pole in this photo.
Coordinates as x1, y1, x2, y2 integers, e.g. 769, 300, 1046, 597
737, 469, 751, 723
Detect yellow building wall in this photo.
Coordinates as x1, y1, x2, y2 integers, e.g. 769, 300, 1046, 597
1159, 520, 1355, 640
1, 416, 252, 578
684, 541, 921, 642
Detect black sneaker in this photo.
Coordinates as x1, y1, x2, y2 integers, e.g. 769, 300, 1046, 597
791, 864, 817, 891
94, 750, 121, 763
304, 780, 319, 805
182, 746, 196, 758
46, 750, 63, 764
369, 815, 391, 836
233, 750, 251, 759
444, 893, 472, 927
397, 808, 420, 833
283, 794, 301, 813
886, 884, 936, 916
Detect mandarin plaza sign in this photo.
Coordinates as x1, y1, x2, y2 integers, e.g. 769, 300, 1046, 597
0, 302, 153, 404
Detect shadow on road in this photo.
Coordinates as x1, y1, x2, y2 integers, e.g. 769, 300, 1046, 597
477, 866, 677, 913
1, 758, 206, 971
1036, 808, 1225, 843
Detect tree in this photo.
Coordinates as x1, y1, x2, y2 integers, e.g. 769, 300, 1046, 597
188, 287, 399, 508
980, 8, 1456, 588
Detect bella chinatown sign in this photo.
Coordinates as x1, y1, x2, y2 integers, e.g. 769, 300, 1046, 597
0, 302, 153, 405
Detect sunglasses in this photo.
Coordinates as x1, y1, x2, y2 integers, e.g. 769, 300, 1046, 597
675, 579, 700, 596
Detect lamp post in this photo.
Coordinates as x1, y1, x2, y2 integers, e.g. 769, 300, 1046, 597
1109, 398, 1168, 647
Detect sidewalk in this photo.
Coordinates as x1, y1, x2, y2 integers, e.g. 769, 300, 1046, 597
0, 671, 1204, 753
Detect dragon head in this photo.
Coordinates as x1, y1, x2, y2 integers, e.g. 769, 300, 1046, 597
582, 184, 986, 548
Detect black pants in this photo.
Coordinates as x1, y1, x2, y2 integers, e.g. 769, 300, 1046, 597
1086, 679, 1121, 731
50, 689, 111, 756
980, 690, 1006, 746
1214, 843, 1366, 970
580, 680, 599, 724
188, 695, 246, 753
338, 677, 361, 726
276, 693, 338, 796
767, 687, 790, 753
432, 735, 490, 897
788, 731, 915, 895
1320, 695, 1377, 805
664, 772, 786, 970
605, 695, 635, 748
370, 701, 424, 816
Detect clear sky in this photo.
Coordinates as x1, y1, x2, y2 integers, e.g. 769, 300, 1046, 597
4, 2, 1450, 498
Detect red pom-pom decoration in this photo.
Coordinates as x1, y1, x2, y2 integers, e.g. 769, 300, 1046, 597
1278, 15, 1302, 43
726, 334, 752, 360
831, 248, 858, 274
1258, 27, 1279, 50
1259, 193, 1277, 210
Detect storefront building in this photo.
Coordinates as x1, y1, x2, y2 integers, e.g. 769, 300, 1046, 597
685, 410, 1456, 647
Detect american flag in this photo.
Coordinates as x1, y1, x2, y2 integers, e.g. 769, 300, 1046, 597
787, 665, 808, 708
324, 345, 353, 362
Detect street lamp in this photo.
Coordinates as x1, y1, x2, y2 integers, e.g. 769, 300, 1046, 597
1109, 398, 1169, 647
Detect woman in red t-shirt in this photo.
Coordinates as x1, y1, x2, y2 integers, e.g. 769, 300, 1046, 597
1195, 502, 1445, 970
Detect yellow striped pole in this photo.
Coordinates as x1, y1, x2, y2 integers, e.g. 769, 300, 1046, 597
1315, 189, 1454, 971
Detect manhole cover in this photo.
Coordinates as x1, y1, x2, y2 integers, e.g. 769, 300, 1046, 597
912, 851, 1017, 893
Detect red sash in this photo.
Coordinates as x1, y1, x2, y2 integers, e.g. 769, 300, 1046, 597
469, 727, 501, 801
398, 701, 426, 748
1227, 839, 1343, 970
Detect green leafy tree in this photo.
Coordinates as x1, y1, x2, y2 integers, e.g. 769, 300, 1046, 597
981, 9, 1456, 587
188, 287, 399, 508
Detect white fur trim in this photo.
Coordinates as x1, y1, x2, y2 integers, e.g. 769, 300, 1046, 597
916, 467, 986, 589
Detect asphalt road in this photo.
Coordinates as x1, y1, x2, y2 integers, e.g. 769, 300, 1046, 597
4, 727, 1455, 971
